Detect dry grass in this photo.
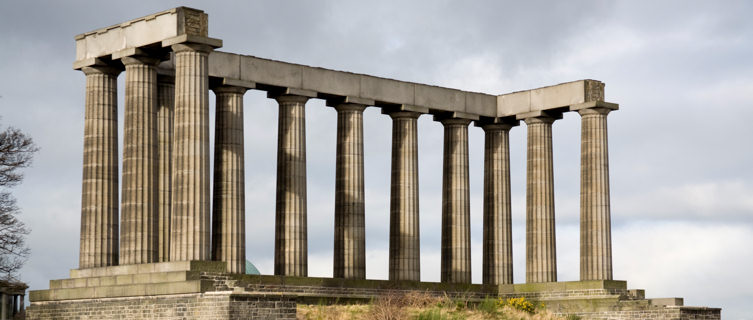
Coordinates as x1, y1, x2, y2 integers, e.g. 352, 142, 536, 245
296, 292, 570, 320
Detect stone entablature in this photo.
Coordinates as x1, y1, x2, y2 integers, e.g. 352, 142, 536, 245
72, 9, 608, 120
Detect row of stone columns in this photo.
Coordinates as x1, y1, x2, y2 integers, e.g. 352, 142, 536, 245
77, 43, 613, 285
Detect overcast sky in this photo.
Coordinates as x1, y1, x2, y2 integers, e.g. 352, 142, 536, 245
1, 0, 752, 318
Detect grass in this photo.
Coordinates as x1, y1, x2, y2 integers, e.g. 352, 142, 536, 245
297, 293, 578, 320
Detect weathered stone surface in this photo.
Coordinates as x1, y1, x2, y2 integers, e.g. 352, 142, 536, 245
211, 86, 247, 274
333, 104, 366, 280
157, 75, 174, 262
439, 118, 472, 284
274, 95, 309, 277
579, 107, 613, 281
386, 111, 421, 282
480, 123, 515, 285
525, 116, 557, 283
170, 43, 212, 262
74, 8, 211, 67
27, 293, 297, 320
79, 65, 121, 269
120, 56, 159, 265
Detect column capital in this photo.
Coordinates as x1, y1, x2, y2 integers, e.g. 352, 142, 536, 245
577, 107, 612, 116
171, 43, 214, 54
333, 103, 366, 113
121, 55, 161, 67
523, 115, 557, 125
81, 64, 122, 76
384, 110, 422, 120
438, 117, 472, 127
212, 85, 247, 95
475, 117, 519, 131
273, 94, 310, 104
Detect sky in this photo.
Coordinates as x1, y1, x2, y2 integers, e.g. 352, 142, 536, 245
1, 0, 752, 318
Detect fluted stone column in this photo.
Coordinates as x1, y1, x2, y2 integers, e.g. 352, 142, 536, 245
333, 103, 366, 279
387, 111, 421, 281
525, 116, 557, 283
157, 75, 174, 262
120, 56, 159, 265
440, 118, 472, 284
79, 65, 120, 268
481, 123, 514, 285
212, 86, 247, 274
579, 107, 613, 280
274, 94, 309, 276
170, 43, 212, 261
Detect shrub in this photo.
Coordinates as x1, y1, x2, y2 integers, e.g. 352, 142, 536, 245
498, 297, 536, 314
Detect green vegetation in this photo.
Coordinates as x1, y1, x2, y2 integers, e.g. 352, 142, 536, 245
297, 293, 578, 320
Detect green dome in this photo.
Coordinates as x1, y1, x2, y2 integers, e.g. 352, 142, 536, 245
245, 260, 260, 275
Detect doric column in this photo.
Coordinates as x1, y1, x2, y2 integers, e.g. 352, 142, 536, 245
1, 293, 6, 320
211, 85, 247, 274
79, 64, 120, 268
157, 74, 174, 262
439, 118, 472, 284
387, 111, 421, 281
119, 56, 159, 265
333, 103, 366, 279
169, 43, 212, 261
579, 107, 613, 280
480, 123, 515, 285
525, 115, 557, 283
274, 94, 309, 276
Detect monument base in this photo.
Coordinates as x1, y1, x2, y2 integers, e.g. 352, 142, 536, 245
27, 261, 720, 320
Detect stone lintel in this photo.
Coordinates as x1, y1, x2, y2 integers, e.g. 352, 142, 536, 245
432, 111, 480, 122
162, 34, 223, 49
515, 110, 564, 121
569, 100, 619, 112
498, 79, 605, 117
75, 7, 210, 62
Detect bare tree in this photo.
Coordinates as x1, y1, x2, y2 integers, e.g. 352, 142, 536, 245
0, 123, 38, 280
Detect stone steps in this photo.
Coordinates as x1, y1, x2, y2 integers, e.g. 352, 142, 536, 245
69, 260, 225, 278
30, 261, 228, 302
50, 270, 199, 289
30, 279, 213, 301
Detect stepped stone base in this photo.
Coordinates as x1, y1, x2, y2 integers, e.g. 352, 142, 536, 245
27, 261, 720, 320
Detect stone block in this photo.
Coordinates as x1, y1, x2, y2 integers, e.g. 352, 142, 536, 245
497, 90, 531, 116
209, 51, 241, 79
464, 92, 496, 117
650, 297, 684, 306
414, 84, 464, 112
302, 67, 360, 97
530, 80, 587, 111
239, 55, 302, 89
359, 76, 415, 105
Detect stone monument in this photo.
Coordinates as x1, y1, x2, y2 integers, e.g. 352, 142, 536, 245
27, 7, 720, 320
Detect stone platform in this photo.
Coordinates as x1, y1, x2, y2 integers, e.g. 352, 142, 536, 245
26, 261, 720, 320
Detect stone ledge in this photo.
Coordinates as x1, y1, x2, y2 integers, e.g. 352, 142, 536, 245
69, 260, 226, 278
30, 279, 212, 302
51, 270, 199, 289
